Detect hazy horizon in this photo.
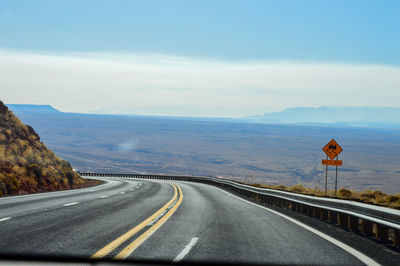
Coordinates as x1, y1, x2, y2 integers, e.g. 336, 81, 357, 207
6, 103, 400, 126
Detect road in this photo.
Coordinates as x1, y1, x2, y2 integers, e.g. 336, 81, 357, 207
0, 177, 398, 265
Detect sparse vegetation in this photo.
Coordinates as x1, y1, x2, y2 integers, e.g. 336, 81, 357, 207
338, 188, 352, 198
248, 182, 400, 209
0, 100, 94, 196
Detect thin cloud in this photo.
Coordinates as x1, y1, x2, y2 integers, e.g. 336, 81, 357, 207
0, 50, 399, 117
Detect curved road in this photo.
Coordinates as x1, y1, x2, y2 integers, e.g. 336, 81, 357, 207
0, 177, 398, 265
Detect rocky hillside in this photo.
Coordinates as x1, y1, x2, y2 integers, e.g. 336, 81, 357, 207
0, 100, 84, 196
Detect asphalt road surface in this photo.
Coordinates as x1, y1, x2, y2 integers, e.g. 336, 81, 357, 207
0, 177, 399, 265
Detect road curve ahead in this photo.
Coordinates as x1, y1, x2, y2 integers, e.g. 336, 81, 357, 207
0, 177, 398, 265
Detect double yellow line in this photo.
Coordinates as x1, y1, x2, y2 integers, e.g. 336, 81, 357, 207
91, 183, 183, 260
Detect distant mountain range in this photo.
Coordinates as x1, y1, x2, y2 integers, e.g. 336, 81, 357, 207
7, 104, 61, 115
245, 106, 400, 126
6, 104, 400, 127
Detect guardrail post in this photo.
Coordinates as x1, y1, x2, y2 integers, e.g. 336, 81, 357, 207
338, 213, 349, 228
376, 224, 389, 243
260, 195, 266, 203
306, 206, 312, 216
320, 209, 328, 221
394, 230, 400, 248
316, 208, 322, 218
361, 219, 373, 236
300, 204, 305, 214
254, 194, 260, 202
348, 215, 359, 231
315, 208, 322, 218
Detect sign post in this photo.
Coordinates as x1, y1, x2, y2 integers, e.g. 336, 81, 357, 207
335, 155, 339, 197
325, 155, 328, 196
321, 139, 343, 196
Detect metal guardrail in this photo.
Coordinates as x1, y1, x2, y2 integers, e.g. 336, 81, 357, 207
81, 172, 400, 249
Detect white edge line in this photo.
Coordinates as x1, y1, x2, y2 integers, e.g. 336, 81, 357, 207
0, 179, 113, 201
0, 217, 11, 222
173, 237, 199, 262
212, 187, 381, 266
63, 202, 79, 207
100, 195, 109, 199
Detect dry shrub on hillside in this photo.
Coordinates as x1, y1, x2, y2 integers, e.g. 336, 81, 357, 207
276, 184, 287, 190
0, 100, 84, 196
360, 190, 375, 201
385, 194, 400, 204
0, 173, 20, 195
338, 188, 352, 198
289, 184, 306, 193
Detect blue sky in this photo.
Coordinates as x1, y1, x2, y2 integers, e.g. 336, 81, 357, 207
1, 0, 399, 64
1, 0, 399, 116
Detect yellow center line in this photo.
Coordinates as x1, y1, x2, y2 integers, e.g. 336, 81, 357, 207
90, 183, 178, 259
114, 184, 184, 260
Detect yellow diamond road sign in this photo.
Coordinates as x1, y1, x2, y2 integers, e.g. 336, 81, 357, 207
322, 139, 343, 160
